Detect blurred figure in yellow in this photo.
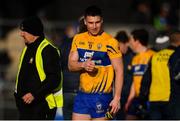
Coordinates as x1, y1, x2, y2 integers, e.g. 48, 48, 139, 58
125, 29, 155, 119
145, 32, 176, 119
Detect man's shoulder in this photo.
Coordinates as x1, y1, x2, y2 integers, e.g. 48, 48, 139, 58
101, 32, 119, 46
101, 32, 114, 39
154, 48, 174, 57
43, 44, 58, 53
133, 49, 155, 62
169, 47, 180, 81
169, 47, 180, 62
175, 46, 180, 54
147, 49, 156, 54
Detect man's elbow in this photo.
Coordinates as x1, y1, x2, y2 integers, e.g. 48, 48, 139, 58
68, 63, 74, 71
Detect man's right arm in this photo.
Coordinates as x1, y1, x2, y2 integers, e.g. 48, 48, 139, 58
125, 82, 135, 112
68, 50, 96, 72
68, 50, 84, 71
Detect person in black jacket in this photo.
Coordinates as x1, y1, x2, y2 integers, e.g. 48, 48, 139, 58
14, 16, 63, 120
115, 30, 134, 120
61, 16, 87, 120
168, 30, 180, 119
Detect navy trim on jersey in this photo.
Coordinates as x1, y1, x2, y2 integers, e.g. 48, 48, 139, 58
78, 48, 111, 66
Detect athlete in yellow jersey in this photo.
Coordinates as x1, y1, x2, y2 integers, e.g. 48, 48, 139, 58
125, 29, 155, 119
68, 5, 124, 120
71, 32, 121, 93
132, 49, 155, 97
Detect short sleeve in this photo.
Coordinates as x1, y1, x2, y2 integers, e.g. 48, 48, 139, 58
107, 38, 122, 59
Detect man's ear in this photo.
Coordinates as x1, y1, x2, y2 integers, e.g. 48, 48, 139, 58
84, 19, 87, 25
101, 18, 103, 24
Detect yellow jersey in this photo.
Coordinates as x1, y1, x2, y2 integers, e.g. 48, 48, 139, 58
149, 48, 174, 101
131, 49, 155, 96
71, 32, 122, 93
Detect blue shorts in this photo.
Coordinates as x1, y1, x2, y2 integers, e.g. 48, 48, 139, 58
73, 91, 113, 118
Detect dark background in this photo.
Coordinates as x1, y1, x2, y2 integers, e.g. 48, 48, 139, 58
0, 0, 178, 20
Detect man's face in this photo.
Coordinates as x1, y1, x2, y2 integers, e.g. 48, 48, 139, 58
20, 30, 35, 44
129, 35, 138, 53
84, 16, 103, 36
119, 42, 129, 54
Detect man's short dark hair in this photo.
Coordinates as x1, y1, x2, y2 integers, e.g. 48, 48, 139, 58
84, 5, 102, 18
115, 31, 129, 43
131, 29, 149, 46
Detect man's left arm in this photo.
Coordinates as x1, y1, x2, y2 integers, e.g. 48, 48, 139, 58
109, 57, 124, 114
35, 45, 62, 99
22, 45, 61, 103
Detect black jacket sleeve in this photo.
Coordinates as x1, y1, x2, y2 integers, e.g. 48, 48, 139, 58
138, 60, 152, 103
169, 48, 180, 84
34, 45, 62, 99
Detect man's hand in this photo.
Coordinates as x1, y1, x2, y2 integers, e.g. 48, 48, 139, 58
83, 58, 96, 72
109, 98, 120, 114
22, 93, 35, 104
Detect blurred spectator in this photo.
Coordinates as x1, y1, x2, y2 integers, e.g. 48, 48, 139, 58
125, 28, 155, 119
63, 23, 78, 41
0, 49, 11, 79
60, 16, 87, 120
115, 30, 135, 120
3, 28, 25, 81
153, 2, 171, 33
168, 30, 180, 119
153, 34, 170, 51
6, 30, 23, 80
131, 1, 152, 24
143, 32, 176, 119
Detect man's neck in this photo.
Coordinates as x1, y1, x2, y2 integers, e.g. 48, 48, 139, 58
88, 30, 104, 37
29, 36, 39, 44
136, 45, 147, 53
